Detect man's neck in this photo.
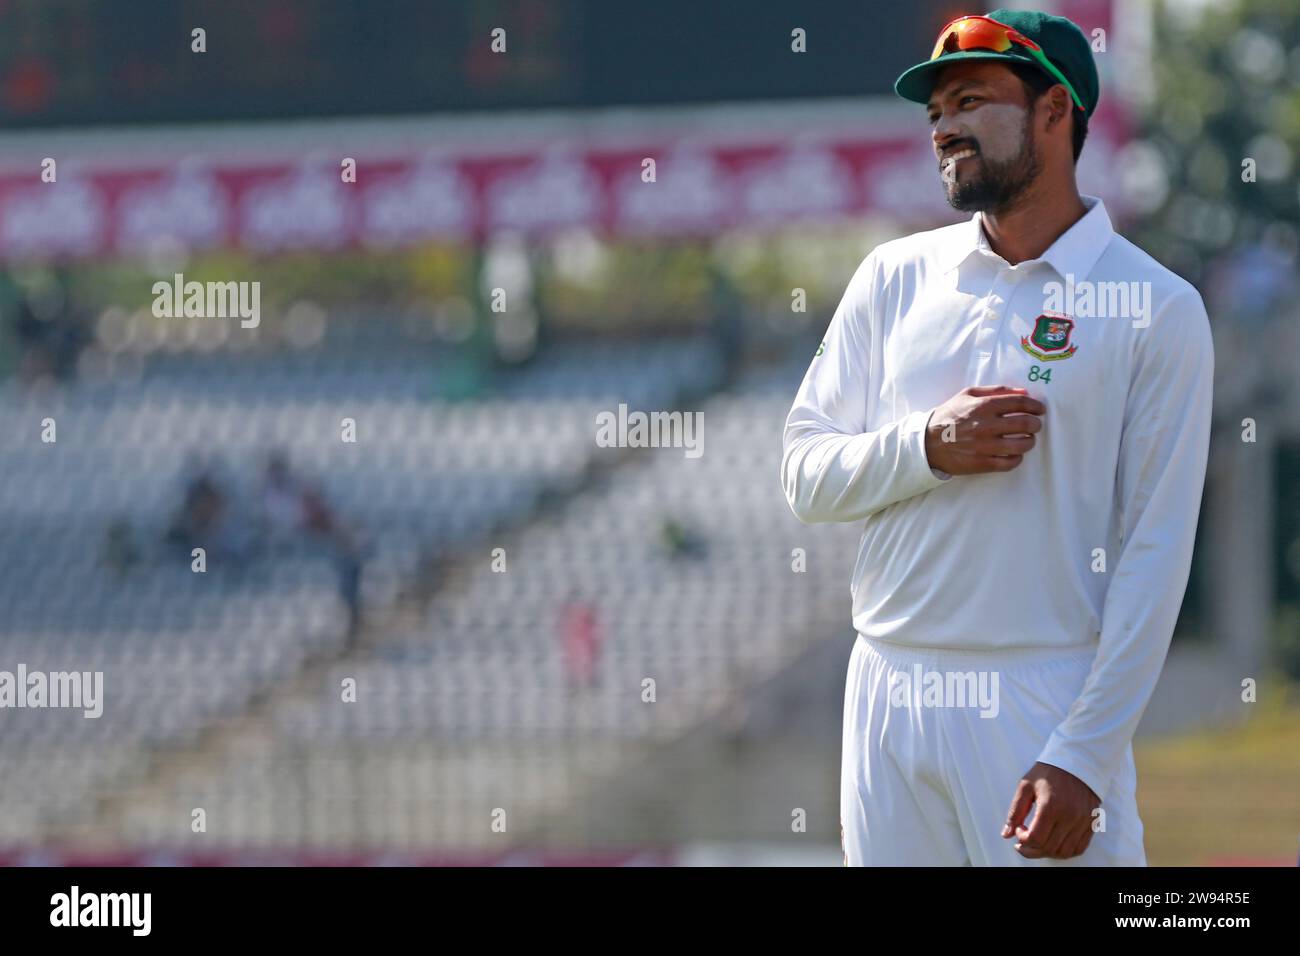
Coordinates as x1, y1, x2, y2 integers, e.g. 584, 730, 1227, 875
979, 179, 1088, 266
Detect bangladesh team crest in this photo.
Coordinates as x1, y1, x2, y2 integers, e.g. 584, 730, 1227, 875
1020, 313, 1078, 361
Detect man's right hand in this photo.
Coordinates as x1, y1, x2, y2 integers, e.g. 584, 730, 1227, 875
924, 385, 1046, 476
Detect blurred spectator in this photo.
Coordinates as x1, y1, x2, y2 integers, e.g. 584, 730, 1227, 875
101, 517, 142, 577
257, 450, 365, 637
165, 457, 252, 563
259, 451, 311, 545
659, 514, 707, 561
706, 250, 746, 384
559, 596, 601, 690
13, 265, 90, 384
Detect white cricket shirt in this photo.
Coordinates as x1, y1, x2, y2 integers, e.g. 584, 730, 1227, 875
781, 195, 1214, 800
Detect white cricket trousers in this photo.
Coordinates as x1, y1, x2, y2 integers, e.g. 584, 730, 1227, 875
840, 633, 1147, 866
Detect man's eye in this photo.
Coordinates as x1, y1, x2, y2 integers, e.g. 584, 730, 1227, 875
961, 96, 981, 107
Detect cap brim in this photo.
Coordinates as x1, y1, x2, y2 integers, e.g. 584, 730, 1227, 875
894, 50, 1026, 105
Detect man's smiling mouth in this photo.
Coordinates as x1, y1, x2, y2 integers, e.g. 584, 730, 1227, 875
941, 148, 978, 176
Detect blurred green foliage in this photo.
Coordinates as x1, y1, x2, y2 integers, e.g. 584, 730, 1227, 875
1132, 0, 1300, 284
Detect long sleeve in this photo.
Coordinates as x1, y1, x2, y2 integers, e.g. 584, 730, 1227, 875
781, 252, 949, 525
1036, 288, 1215, 801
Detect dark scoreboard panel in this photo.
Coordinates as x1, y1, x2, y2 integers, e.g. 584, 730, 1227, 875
0, 0, 952, 127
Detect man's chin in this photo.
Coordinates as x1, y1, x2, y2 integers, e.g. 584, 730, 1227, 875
945, 185, 995, 212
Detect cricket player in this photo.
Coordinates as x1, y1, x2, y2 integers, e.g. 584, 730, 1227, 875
781, 10, 1213, 865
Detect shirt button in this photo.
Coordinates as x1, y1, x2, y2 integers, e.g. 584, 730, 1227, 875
984, 309, 998, 321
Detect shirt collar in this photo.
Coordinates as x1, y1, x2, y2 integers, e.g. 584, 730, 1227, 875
940, 194, 1114, 280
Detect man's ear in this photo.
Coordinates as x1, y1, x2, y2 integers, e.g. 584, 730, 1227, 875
1044, 85, 1072, 131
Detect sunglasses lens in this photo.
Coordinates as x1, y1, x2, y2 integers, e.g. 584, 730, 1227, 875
961, 20, 1011, 49
931, 17, 1013, 60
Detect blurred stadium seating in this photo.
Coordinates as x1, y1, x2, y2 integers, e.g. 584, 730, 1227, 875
0, 321, 731, 848
100, 355, 863, 851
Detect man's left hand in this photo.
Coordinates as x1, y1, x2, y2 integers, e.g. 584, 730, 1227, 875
1002, 761, 1101, 860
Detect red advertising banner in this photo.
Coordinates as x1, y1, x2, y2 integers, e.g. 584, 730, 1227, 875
0, 102, 1132, 260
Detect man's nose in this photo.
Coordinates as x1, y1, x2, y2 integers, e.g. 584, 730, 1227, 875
933, 113, 962, 146
933, 126, 968, 159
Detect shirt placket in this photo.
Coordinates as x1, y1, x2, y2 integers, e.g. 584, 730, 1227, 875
966, 259, 1017, 386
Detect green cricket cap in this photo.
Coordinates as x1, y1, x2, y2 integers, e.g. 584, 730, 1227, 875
894, 9, 1100, 119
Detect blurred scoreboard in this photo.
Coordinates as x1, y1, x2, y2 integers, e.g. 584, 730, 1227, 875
0, 0, 953, 127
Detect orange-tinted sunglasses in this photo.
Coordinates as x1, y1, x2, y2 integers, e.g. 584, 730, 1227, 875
930, 15, 1085, 112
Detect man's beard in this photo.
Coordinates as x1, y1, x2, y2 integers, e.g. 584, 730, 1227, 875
944, 110, 1042, 213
